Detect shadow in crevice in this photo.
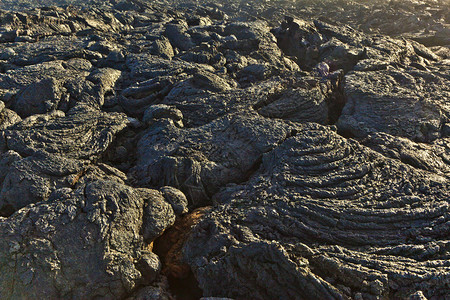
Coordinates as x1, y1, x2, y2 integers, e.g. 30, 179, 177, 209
153, 208, 211, 300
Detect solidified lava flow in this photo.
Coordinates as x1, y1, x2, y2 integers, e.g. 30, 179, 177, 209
0, 0, 448, 299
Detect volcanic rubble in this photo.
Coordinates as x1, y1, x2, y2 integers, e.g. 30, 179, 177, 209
0, 0, 448, 299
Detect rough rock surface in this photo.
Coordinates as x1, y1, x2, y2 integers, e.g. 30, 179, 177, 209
4, 106, 130, 160
0, 101, 20, 130
0, 180, 175, 299
132, 111, 295, 206
0, 0, 448, 299
338, 67, 449, 142
13, 78, 63, 117
362, 133, 450, 177
184, 124, 450, 299
0, 151, 127, 216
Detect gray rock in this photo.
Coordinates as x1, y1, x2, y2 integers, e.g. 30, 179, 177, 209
136, 251, 162, 283
0, 59, 92, 110
0, 59, 91, 91
62, 67, 122, 110
337, 67, 449, 142
140, 188, 176, 242
87, 40, 119, 55
0, 2, 448, 299
0, 150, 21, 183
4, 106, 129, 160
255, 72, 344, 124
87, 68, 122, 99
0, 152, 127, 216
120, 53, 203, 116
150, 37, 175, 59
0, 180, 171, 299
0, 30, 18, 43
6, 36, 86, 67
408, 291, 428, 300
0, 101, 21, 130
274, 17, 327, 71
192, 70, 236, 93
13, 78, 63, 117
119, 75, 178, 117
125, 276, 172, 300
132, 111, 295, 206
162, 74, 337, 128
160, 186, 189, 215
273, 16, 434, 75
164, 21, 194, 51
239, 63, 272, 81
362, 132, 450, 177
257, 86, 328, 123
162, 78, 252, 127
143, 104, 183, 127
184, 124, 450, 299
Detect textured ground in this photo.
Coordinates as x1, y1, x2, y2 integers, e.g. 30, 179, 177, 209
0, 0, 449, 299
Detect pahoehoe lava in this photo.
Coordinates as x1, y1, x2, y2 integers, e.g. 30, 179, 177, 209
0, 0, 448, 299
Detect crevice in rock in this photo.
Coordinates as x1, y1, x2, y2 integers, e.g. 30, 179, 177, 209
100, 125, 144, 174
252, 88, 285, 111
153, 207, 211, 300
165, 272, 202, 300
239, 127, 300, 185
0, 204, 15, 218
324, 72, 346, 125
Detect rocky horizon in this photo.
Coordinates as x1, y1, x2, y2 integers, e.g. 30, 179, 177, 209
0, 0, 449, 299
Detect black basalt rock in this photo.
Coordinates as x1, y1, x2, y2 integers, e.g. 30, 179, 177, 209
184, 124, 450, 299
0, 180, 176, 299
4, 105, 130, 160
0, 1, 448, 299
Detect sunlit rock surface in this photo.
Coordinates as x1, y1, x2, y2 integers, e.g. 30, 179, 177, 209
0, 0, 448, 299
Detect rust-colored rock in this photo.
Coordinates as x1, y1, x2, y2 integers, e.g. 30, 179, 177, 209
155, 207, 211, 279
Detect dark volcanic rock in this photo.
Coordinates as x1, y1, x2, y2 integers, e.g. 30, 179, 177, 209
184, 124, 450, 299
273, 17, 364, 72
273, 15, 449, 143
161, 72, 344, 128
160, 186, 189, 215
0, 59, 91, 92
255, 71, 344, 124
125, 277, 173, 300
362, 132, 450, 177
4, 106, 129, 160
337, 66, 449, 142
13, 78, 63, 118
0, 0, 448, 299
143, 104, 184, 128
0, 59, 92, 111
0, 151, 127, 216
150, 37, 175, 59
140, 188, 176, 242
132, 111, 295, 206
0, 101, 21, 130
0, 180, 175, 299
164, 21, 195, 51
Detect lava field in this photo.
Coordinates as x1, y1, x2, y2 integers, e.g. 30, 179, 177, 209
0, 0, 448, 299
